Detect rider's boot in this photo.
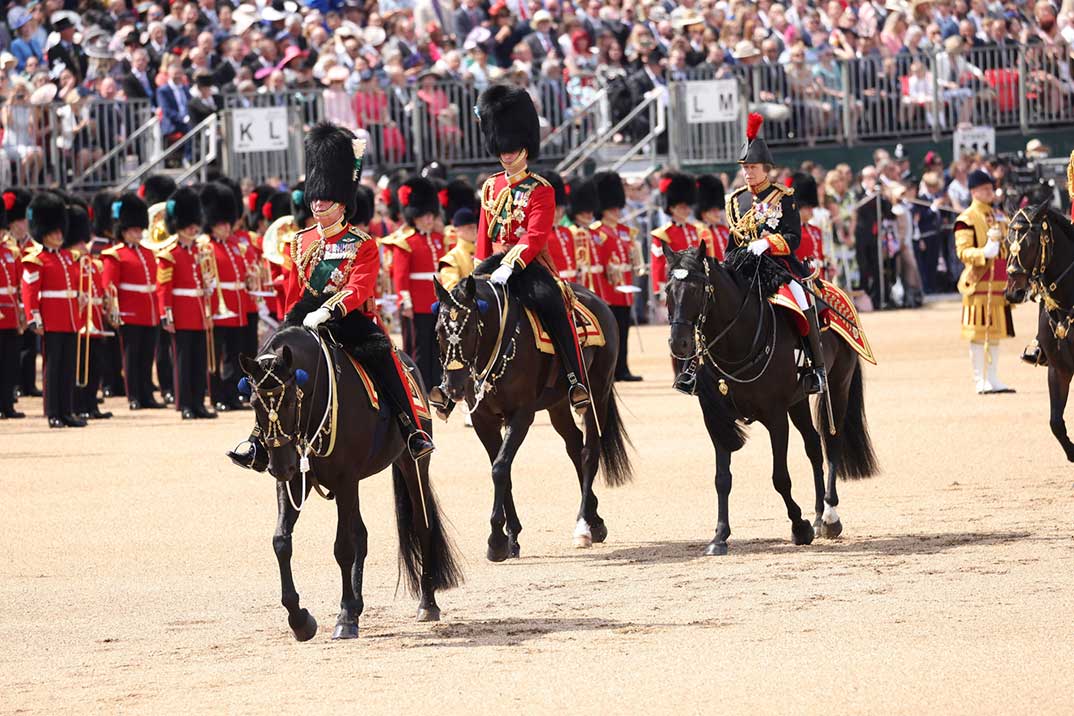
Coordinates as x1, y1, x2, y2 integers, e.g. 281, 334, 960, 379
377, 349, 435, 460
1021, 338, 1047, 367
227, 425, 270, 472
542, 291, 591, 416
802, 304, 827, 395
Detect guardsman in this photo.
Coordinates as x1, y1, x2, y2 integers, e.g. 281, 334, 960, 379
261, 190, 295, 321
227, 123, 433, 470
220, 178, 261, 379
695, 175, 730, 261
158, 186, 217, 420
4, 188, 42, 399
139, 174, 177, 208
0, 198, 25, 419
592, 170, 644, 383
141, 174, 178, 404
380, 176, 444, 391
469, 83, 591, 413
726, 112, 825, 394
542, 170, 586, 285
955, 169, 1015, 394
90, 189, 124, 398
200, 182, 249, 412
566, 178, 601, 294
790, 172, 827, 278
68, 200, 113, 421
651, 171, 716, 298
102, 192, 161, 410
21, 192, 85, 428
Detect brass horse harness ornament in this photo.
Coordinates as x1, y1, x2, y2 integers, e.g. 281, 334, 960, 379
1008, 207, 1074, 340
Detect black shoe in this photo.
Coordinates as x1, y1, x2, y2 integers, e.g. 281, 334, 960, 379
77, 412, 92, 421
48, 417, 66, 428
1, 409, 26, 419
568, 384, 590, 416
62, 414, 88, 428
1021, 345, 1047, 367
142, 397, 166, 409
214, 402, 231, 412
673, 371, 698, 396
193, 405, 218, 419
89, 409, 112, 420
129, 400, 143, 411
407, 430, 435, 461
162, 392, 175, 405
22, 387, 43, 398
227, 440, 269, 472
615, 373, 643, 382
182, 408, 197, 420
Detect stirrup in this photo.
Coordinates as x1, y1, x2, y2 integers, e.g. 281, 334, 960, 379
569, 383, 590, 415
1021, 344, 1046, 367
227, 439, 269, 472
802, 368, 826, 395
673, 362, 698, 396
407, 429, 435, 461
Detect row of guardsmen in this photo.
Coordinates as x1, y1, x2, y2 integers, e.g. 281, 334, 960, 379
0, 165, 830, 425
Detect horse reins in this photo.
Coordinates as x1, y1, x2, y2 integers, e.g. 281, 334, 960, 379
1010, 208, 1074, 339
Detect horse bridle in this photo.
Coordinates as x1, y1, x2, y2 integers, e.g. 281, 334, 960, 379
1009, 207, 1074, 339
249, 357, 305, 449
438, 279, 519, 405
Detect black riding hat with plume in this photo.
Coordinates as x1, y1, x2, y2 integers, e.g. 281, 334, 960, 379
739, 112, 775, 165
476, 83, 541, 161
305, 121, 366, 218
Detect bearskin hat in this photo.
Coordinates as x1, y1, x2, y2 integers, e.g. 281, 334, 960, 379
91, 190, 117, 237
264, 191, 292, 224
695, 175, 726, 217
660, 172, 697, 211
790, 171, 819, 208
476, 83, 541, 161
399, 176, 440, 225
27, 191, 68, 243
165, 186, 204, 235
444, 178, 477, 219
139, 174, 177, 206
2, 188, 31, 225
246, 183, 275, 228
290, 181, 312, 227
542, 170, 569, 209
64, 200, 92, 249
113, 192, 149, 236
594, 171, 626, 217
215, 176, 244, 224
305, 122, 364, 218
352, 185, 375, 226
201, 181, 239, 229
384, 169, 408, 222
568, 178, 599, 220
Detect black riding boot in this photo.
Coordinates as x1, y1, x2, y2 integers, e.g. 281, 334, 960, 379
227, 425, 270, 472
802, 304, 827, 395
368, 353, 434, 461
673, 357, 699, 396
1021, 339, 1047, 367
535, 295, 590, 415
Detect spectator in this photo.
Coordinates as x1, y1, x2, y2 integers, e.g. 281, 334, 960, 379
9, 7, 44, 73
158, 63, 192, 145
934, 36, 984, 126
454, 0, 487, 43
525, 10, 559, 65
1, 80, 44, 182
122, 49, 157, 107
322, 65, 357, 130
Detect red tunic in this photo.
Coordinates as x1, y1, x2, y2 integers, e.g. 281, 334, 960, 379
158, 242, 211, 332
284, 223, 380, 318
83, 256, 108, 336
21, 246, 82, 333
229, 231, 258, 316
650, 221, 716, 294
592, 221, 639, 308
385, 227, 443, 315
795, 223, 826, 275
0, 240, 22, 330
708, 224, 731, 261
570, 223, 602, 294
101, 242, 160, 326
476, 170, 555, 269
205, 238, 248, 328
547, 224, 581, 281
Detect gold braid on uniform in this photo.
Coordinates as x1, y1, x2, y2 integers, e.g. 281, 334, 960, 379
1067, 149, 1074, 204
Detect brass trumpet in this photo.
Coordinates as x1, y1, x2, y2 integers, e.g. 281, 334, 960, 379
195, 239, 235, 374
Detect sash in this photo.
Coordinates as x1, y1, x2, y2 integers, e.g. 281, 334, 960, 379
487, 176, 541, 243
305, 232, 361, 293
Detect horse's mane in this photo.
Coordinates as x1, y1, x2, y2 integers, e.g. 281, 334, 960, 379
265, 325, 314, 353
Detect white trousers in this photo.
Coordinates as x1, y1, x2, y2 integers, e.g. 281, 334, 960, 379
789, 280, 810, 311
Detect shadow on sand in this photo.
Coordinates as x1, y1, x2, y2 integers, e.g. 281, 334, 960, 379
395, 616, 644, 647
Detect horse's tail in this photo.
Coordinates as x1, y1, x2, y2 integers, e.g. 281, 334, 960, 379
392, 463, 464, 595
598, 387, 634, 487
817, 358, 879, 480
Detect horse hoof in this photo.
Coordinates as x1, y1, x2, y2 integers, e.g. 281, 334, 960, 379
416, 606, 441, 622
509, 538, 521, 559
821, 519, 843, 539
331, 622, 359, 640
573, 533, 593, 549
291, 611, 318, 642
792, 520, 815, 546
704, 540, 728, 556
487, 538, 510, 563
591, 521, 608, 544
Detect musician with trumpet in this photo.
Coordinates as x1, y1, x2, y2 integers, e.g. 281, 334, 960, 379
157, 187, 217, 420
102, 193, 162, 411
565, 177, 601, 295
69, 201, 114, 421
20, 192, 86, 428
0, 211, 26, 420
260, 191, 297, 322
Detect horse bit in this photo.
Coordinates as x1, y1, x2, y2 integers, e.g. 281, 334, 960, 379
1009, 208, 1074, 339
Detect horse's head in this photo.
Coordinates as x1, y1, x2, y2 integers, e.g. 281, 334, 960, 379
433, 275, 486, 403
239, 344, 309, 482
1005, 201, 1050, 304
664, 241, 713, 360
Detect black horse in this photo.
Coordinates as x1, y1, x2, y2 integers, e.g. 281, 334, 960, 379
1005, 203, 1074, 461
237, 327, 461, 641
663, 244, 878, 555
433, 275, 633, 560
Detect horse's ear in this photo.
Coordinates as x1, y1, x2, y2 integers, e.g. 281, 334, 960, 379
463, 275, 476, 301
1033, 201, 1050, 219
694, 241, 708, 261
238, 353, 260, 377
433, 276, 450, 302
659, 240, 674, 266
280, 345, 293, 372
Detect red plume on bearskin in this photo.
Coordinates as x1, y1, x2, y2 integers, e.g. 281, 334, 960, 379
399, 185, 412, 207
137, 184, 147, 200
2, 191, 14, 211
746, 112, 763, 141
247, 191, 259, 213
785, 176, 794, 187
438, 189, 449, 208
261, 199, 274, 220
659, 176, 673, 194
380, 188, 391, 207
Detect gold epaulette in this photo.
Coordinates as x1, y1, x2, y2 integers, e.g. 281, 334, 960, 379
589, 221, 603, 231
157, 247, 176, 264
772, 183, 794, 196
100, 245, 121, 259
626, 225, 639, 239
21, 244, 43, 266
157, 264, 173, 283
528, 171, 552, 188
651, 224, 672, 243
378, 226, 415, 251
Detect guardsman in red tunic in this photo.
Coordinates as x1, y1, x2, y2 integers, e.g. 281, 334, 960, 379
158, 186, 218, 420
651, 172, 716, 298
227, 124, 433, 470
67, 201, 113, 421
540, 170, 583, 284
141, 175, 179, 404
102, 193, 162, 410
789, 172, 827, 278
200, 182, 249, 412
379, 176, 445, 392
4, 187, 42, 398
21, 192, 85, 428
468, 84, 590, 413
90, 189, 126, 399
591, 171, 644, 382
565, 178, 602, 295
0, 203, 25, 419
695, 175, 731, 261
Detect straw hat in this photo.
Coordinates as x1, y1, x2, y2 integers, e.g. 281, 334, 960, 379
30, 83, 58, 105
732, 40, 761, 59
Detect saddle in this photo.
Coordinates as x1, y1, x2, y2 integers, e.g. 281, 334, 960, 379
767, 280, 876, 365
523, 301, 606, 356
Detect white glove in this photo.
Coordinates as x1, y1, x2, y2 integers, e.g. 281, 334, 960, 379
987, 225, 1003, 242
748, 238, 769, 256
490, 264, 514, 285
303, 307, 332, 329
982, 240, 1000, 259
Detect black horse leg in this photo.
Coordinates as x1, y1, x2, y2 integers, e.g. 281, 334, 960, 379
331, 485, 365, 640
547, 401, 602, 547
789, 399, 827, 536
700, 396, 733, 556
767, 414, 814, 546
273, 479, 317, 642
1047, 365, 1074, 462
487, 408, 535, 562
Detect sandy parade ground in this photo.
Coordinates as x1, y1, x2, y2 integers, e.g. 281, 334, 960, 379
3, 298, 1073, 715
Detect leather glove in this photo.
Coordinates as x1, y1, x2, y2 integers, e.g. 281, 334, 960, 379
302, 307, 332, 329
490, 263, 514, 285
748, 238, 770, 256
982, 240, 1000, 259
